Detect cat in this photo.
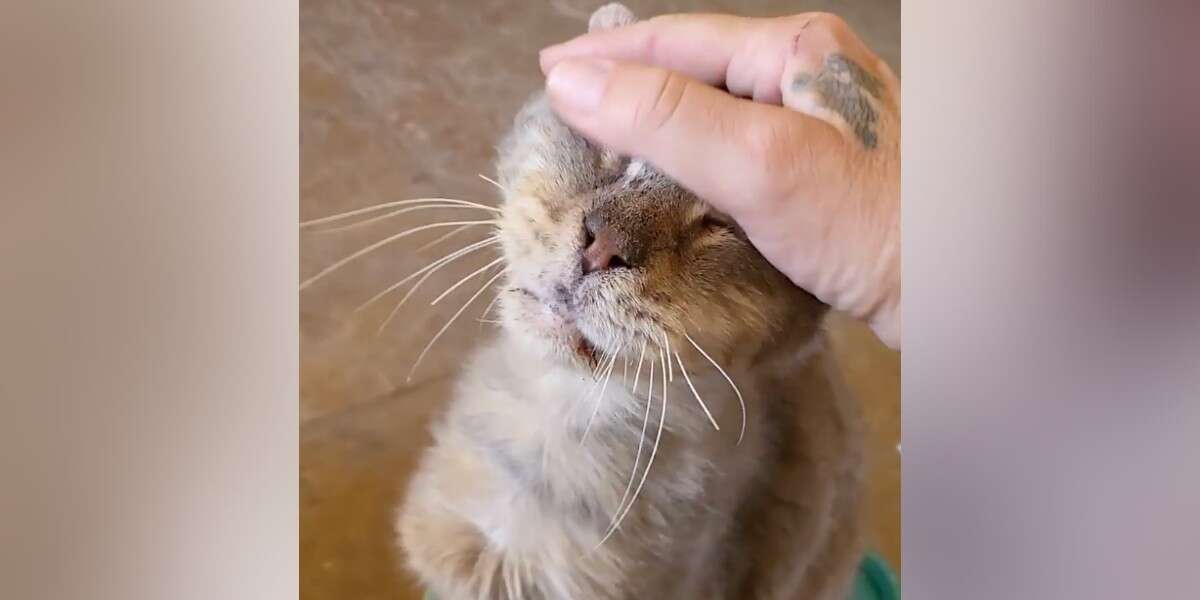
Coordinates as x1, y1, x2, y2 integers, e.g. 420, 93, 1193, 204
398, 4, 864, 598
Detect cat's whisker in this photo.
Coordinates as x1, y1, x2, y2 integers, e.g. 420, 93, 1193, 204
582, 341, 642, 443
416, 223, 477, 252
576, 348, 617, 436
580, 342, 624, 442
596, 349, 616, 380
378, 258, 462, 335
601, 346, 622, 390
583, 350, 619, 410
477, 292, 504, 331
630, 340, 647, 397
662, 330, 674, 382
430, 256, 506, 306
375, 239, 502, 335
356, 235, 499, 313
406, 267, 508, 382
601, 342, 652, 546
300, 197, 500, 229
675, 351, 720, 432
585, 344, 615, 384
477, 173, 507, 192
684, 332, 747, 446
587, 352, 605, 381
300, 220, 498, 291
597, 346, 668, 549
307, 203, 490, 234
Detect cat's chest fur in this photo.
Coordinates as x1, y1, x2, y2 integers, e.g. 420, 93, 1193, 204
401, 328, 862, 600
442, 334, 771, 549
407, 330, 835, 598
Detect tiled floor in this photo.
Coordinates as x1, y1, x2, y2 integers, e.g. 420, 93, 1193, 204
300, 1, 899, 598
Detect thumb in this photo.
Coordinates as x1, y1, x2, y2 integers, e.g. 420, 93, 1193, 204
543, 57, 840, 219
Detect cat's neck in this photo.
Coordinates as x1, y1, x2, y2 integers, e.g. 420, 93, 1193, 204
488, 329, 826, 448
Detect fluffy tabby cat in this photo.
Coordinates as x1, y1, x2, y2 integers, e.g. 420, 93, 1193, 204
398, 4, 864, 598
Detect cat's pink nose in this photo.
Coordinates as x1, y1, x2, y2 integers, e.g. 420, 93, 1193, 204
582, 221, 627, 274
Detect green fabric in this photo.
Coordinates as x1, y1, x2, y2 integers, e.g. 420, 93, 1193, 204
424, 551, 899, 599
850, 550, 900, 600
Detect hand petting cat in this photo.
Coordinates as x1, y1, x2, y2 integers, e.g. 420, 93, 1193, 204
540, 11, 901, 349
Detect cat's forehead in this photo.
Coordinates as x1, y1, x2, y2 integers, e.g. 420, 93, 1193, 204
497, 93, 710, 224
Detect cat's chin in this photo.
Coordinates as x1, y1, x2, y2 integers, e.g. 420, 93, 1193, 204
504, 322, 602, 373
500, 285, 605, 371
572, 334, 601, 369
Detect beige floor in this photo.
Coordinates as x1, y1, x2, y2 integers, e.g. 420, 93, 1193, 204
300, 1, 899, 598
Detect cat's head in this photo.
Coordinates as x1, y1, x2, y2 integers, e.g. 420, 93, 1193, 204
492, 4, 825, 372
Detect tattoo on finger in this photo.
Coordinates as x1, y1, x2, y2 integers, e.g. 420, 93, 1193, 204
791, 54, 885, 149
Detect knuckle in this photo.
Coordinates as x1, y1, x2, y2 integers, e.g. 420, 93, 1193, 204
785, 12, 849, 58
803, 12, 849, 35
634, 70, 690, 133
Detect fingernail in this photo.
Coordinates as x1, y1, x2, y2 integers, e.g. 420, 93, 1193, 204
546, 58, 613, 113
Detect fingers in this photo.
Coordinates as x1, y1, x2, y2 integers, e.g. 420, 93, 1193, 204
544, 58, 843, 223
541, 14, 785, 103
540, 13, 892, 106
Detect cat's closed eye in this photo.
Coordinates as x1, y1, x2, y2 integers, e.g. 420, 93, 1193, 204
698, 212, 743, 239
700, 213, 732, 231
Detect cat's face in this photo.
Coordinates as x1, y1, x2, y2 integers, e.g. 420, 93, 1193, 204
494, 97, 823, 371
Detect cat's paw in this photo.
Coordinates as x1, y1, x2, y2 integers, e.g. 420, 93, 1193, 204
588, 2, 636, 32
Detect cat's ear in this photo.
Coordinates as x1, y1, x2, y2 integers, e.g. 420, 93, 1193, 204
495, 94, 612, 202
493, 4, 638, 201
588, 3, 637, 33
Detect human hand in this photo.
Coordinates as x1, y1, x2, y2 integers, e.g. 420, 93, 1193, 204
540, 12, 901, 349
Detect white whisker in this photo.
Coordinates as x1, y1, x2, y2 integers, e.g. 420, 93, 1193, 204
663, 331, 674, 382
355, 235, 499, 313
684, 332, 746, 445
300, 220, 498, 291
588, 349, 610, 381
601, 346, 622, 392
416, 223, 477, 252
300, 197, 500, 229
477, 173, 507, 192
308, 203, 489, 234
376, 249, 484, 336
675, 351, 720, 431
580, 342, 624, 441
583, 341, 643, 443
597, 346, 667, 549
430, 256, 506, 306
406, 267, 508, 382
601, 344, 653, 544
629, 340, 647, 398
576, 349, 618, 437
590, 348, 619, 403
477, 291, 503, 331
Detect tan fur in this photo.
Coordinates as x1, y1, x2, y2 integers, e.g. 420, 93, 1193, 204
398, 5, 864, 598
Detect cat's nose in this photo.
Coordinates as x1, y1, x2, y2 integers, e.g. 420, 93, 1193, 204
582, 217, 628, 274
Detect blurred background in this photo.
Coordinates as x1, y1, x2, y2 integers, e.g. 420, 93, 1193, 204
4, 1, 1196, 599
300, 1, 899, 598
